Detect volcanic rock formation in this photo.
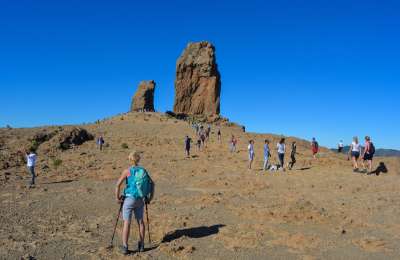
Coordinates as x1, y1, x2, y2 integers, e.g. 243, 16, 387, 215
173, 41, 221, 115
131, 80, 156, 112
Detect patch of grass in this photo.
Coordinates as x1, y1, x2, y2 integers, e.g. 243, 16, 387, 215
52, 158, 62, 168
121, 143, 129, 149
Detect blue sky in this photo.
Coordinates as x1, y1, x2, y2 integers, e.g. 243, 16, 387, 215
1, 0, 399, 149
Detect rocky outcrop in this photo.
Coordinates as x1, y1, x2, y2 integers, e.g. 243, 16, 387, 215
131, 80, 156, 112
174, 41, 221, 115
57, 128, 94, 150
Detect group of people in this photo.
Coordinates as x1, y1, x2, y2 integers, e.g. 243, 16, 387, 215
247, 138, 304, 171
185, 123, 222, 157
19, 121, 379, 255
348, 136, 375, 173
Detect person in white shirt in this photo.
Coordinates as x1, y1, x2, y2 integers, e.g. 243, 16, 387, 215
338, 140, 344, 153
277, 138, 286, 171
349, 136, 362, 172
26, 148, 37, 186
248, 140, 255, 169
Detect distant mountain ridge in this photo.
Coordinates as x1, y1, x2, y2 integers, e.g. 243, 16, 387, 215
330, 146, 400, 157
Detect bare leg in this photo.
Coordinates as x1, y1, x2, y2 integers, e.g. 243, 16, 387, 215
122, 220, 131, 247
137, 219, 145, 245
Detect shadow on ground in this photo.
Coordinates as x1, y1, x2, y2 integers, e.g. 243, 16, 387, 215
162, 224, 225, 243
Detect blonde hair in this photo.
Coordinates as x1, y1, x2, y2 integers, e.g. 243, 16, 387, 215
128, 151, 141, 163
353, 136, 358, 144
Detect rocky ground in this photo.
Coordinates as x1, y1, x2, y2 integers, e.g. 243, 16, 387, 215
1, 112, 400, 259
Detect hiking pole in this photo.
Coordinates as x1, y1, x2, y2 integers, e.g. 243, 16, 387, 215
108, 200, 123, 249
145, 203, 151, 244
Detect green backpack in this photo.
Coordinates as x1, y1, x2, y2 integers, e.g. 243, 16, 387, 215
124, 166, 154, 203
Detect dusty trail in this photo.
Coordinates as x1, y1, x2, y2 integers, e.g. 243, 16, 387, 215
1, 112, 400, 259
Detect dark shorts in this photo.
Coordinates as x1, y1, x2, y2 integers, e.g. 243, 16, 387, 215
351, 151, 360, 159
363, 153, 373, 161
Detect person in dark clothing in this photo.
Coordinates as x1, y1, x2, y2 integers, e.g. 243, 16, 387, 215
184, 135, 192, 157
97, 135, 105, 151
288, 141, 297, 170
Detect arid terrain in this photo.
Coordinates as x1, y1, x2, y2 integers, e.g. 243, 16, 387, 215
1, 112, 400, 259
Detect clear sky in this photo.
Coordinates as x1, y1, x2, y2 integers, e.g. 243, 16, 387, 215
1, 0, 399, 149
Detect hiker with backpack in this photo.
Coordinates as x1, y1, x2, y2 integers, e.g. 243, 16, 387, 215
115, 151, 154, 255
349, 136, 362, 172
184, 135, 192, 157
217, 127, 221, 143
263, 139, 271, 171
288, 141, 297, 170
277, 138, 286, 171
361, 136, 375, 173
311, 138, 319, 159
248, 140, 255, 169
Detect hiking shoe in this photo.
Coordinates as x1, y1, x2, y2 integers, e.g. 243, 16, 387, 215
121, 245, 129, 255
353, 168, 358, 173
138, 241, 145, 252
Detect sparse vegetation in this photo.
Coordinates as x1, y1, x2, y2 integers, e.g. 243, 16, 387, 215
121, 143, 129, 149
52, 158, 62, 168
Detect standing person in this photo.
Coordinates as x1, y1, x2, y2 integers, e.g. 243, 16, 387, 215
361, 136, 375, 173
206, 124, 211, 141
26, 148, 37, 187
338, 140, 344, 153
230, 135, 237, 153
277, 138, 286, 171
217, 127, 221, 143
196, 138, 202, 151
184, 135, 192, 158
288, 141, 297, 170
199, 127, 206, 149
311, 138, 319, 159
115, 151, 154, 255
349, 136, 362, 172
247, 140, 255, 169
263, 140, 271, 171
97, 135, 105, 151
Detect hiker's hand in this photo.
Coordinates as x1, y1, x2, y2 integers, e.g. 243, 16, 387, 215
116, 195, 124, 204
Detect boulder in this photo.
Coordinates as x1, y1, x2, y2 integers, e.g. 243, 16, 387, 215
58, 128, 94, 150
174, 41, 221, 115
131, 80, 156, 112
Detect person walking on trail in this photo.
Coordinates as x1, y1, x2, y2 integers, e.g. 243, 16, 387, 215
217, 128, 221, 143
311, 138, 319, 159
277, 138, 286, 171
25, 148, 37, 187
361, 136, 375, 173
349, 136, 362, 172
115, 151, 154, 255
97, 135, 105, 151
263, 139, 271, 171
184, 135, 192, 158
288, 141, 297, 170
206, 124, 211, 141
196, 138, 202, 151
199, 127, 207, 148
338, 140, 344, 153
248, 140, 255, 169
230, 135, 237, 153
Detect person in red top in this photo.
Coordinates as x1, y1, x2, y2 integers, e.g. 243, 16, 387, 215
311, 137, 319, 159
361, 136, 374, 173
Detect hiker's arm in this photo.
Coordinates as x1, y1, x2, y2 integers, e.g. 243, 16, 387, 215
115, 169, 128, 203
